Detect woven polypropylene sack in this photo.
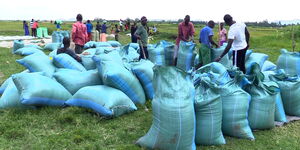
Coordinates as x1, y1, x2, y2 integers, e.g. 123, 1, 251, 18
212, 46, 231, 68
194, 77, 225, 145
14, 47, 43, 56
245, 53, 269, 74
270, 71, 300, 116
12, 73, 72, 107
177, 41, 196, 71
65, 85, 137, 117
136, 66, 196, 150
261, 60, 276, 71
244, 64, 278, 129
218, 76, 254, 139
277, 49, 300, 76
54, 69, 102, 95
107, 41, 122, 47
44, 43, 62, 51
53, 54, 87, 72
94, 57, 145, 105
148, 43, 165, 65
16, 52, 56, 77
12, 40, 24, 53
131, 60, 154, 100
0, 77, 12, 94
95, 42, 112, 48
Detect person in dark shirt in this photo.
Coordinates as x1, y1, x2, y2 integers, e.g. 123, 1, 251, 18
131, 22, 137, 43
57, 37, 83, 62
96, 21, 101, 34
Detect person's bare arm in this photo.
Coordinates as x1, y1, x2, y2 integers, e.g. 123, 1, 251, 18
209, 35, 219, 48
215, 39, 233, 62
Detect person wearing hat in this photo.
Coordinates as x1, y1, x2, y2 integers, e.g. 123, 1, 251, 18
72, 14, 88, 54
100, 20, 108, 42
134, 16, 149, 60
215, 14, 250, 74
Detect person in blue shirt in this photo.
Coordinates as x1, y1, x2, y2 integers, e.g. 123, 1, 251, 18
86, 20, 93, 41
197, 20, 219, 68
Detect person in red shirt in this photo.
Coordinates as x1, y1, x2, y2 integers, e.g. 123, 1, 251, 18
174, 15, 195, 65
32, 21, 39, 37
72, 14, 88, 54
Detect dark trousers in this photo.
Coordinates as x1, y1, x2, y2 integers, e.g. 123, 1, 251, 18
32, 28, 37, 37
75, 44, 84, 54
232, 48, 247, 74
139, 46, 149, 60
131, 35, 137, 43
115, 34, 119, 41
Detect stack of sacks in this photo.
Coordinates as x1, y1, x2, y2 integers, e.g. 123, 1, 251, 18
107, 41, 122, 47
136, 66, 196, 150
148, 40, 175, 66
196, 63, 254, 140
52, 31, 70, 43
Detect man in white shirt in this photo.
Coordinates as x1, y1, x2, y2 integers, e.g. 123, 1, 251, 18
215, 14, 250, 73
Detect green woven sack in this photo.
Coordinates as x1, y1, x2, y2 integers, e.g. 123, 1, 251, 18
136, 66, 196, 150
194, 76, 225, 145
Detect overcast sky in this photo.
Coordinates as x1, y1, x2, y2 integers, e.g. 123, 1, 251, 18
1, 0, 299, 23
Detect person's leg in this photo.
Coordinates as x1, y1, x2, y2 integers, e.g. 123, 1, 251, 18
237, 48, 247, 74
31, 28, 34, 37
143, 46, 149, 59
138, 45, 143, 60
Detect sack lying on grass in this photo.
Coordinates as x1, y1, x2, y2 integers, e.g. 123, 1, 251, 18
95, 42, 112, 48
0, 77, 12, 94
212, 46, 231, 68
136, 66, 196, 150
274, 92, 287, 122
261, 60, 276, 71
218, 71, 254, 139
17, 52, 56, 77
194, 76, 225, 145
245, 52, 269, 74
244, 63, 277, 130
94, 56, 145, 105
12, 73, 72, 107
65, 85, 137, 117
12, 40, 24, 53
177, 41, 196, 71
277, 49, 300, 76
54, 69, 102, 95
107, 41, 121, 47
44, 43, 62, 51
131, 60, 154, 100
14, 47, 43, 56
194, 62, 231, 86
270, 70, 300, 116
53, 54, 87, 72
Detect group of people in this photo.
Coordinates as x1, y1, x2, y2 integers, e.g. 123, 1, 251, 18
54, 13, 250, 75
174, 14, 250, 73
23, 19, 39, 37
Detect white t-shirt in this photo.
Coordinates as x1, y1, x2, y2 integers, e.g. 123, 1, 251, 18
228, 22, 247, 50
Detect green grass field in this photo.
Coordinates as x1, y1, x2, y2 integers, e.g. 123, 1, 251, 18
0, 21, 300, 150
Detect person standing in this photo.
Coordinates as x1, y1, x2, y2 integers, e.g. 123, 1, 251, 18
72, 14, 88, 54
114, 24, 120, 41
215, 14, 250, 74
96, 21, 101, 33
219, 23, 227, 46
23, 21, 30, 36
134, 16, 149, 60
32, 21, 39, 37
86, 20, 93, 41
131, 22, 138, 43
100, 20, 108, 42
30, 19, 34, 37
198, 20, 219, 66
174, 15, 195, 65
